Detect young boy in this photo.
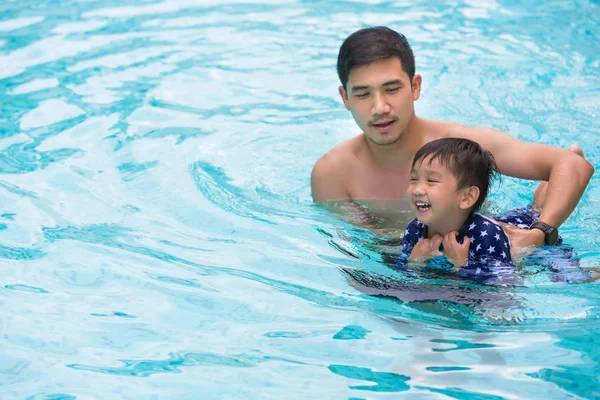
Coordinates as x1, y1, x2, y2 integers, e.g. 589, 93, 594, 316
397, 138, 592, 285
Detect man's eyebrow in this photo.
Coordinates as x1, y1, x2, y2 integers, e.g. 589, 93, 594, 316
351, 80, 404, 93
382, 79, 403, 87
350, 85, 370, 93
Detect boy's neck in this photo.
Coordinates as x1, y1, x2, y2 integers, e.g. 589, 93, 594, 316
426, 210, 474, 238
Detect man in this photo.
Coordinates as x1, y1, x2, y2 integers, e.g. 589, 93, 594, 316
311, 27, 594, 255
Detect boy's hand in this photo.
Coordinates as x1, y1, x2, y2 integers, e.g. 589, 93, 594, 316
443, 232, 470, 270
408, 234, 443, 261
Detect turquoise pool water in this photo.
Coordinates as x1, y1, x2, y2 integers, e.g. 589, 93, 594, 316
1, 0, 599, 398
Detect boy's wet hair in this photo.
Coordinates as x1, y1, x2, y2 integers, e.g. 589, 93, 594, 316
337, 26, 415, 90
412, 138, 499, 212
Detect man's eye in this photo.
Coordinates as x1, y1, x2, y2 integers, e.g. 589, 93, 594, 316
428, 179, 439, 183
386, 87, 400, 93
355, 93, 369, 99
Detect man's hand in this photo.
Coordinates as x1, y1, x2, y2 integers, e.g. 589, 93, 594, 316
442, 231, 470, 269
498, 222, 544, 257
409, 234, 443, 261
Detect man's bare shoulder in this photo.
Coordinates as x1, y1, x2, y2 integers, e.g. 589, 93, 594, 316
421, 118, 468, 138
311, 135, 364, 201
313, 135, 364, 171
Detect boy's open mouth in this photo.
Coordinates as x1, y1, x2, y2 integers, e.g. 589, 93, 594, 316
414, 200, 431, 213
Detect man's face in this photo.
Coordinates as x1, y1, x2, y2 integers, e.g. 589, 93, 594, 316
407, 156, 465, 228
339, 57, 421, 146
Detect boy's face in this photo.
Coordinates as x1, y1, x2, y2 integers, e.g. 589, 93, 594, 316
407, 156, 468, 228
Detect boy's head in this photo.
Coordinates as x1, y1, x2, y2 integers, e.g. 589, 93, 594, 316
408, 138, 499, 227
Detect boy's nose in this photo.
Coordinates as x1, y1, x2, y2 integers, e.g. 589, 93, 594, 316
412, 184, 425, 195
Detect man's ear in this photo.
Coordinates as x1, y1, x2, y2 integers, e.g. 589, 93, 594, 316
459, 186, 480, 210
411, 74, 422, 101
339, 86, 351, 110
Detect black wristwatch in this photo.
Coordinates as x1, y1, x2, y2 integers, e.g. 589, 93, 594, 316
529, 221, 559, 245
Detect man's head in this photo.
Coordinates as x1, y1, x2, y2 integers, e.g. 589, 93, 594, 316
408, 138, 499, 227
337, 27, 421, 147
337, 26, 415, 90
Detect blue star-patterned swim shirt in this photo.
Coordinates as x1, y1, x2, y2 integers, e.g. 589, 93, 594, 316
397, 207, 590, 284
398, 212, 515, 285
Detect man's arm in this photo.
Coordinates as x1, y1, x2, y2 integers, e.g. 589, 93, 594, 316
458, 126, 594, 229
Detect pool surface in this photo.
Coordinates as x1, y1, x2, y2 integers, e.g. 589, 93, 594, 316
1, 0, 599, 398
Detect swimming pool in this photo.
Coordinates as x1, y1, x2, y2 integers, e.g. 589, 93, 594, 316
1, 0, 599, 398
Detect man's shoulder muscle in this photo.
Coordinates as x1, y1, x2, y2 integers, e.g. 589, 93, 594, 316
311, 137, 361, 201
418, 118, 466, 141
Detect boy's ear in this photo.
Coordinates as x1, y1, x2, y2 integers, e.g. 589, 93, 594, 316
459, 186, 480, 210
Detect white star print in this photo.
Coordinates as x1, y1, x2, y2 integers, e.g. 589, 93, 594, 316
516, 218, 523, 223
401, 214, 516, 274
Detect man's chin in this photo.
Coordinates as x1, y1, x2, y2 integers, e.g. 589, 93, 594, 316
367, 134, 401, 146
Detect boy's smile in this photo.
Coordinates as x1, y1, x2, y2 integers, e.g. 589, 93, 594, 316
414, 200, 431, 214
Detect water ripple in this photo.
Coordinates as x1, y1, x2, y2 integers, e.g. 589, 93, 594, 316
67, 351, 271, 377
0, 0, 599, 398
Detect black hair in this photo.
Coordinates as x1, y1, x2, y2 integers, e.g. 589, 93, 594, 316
337, 26, 415, 90
412, 138, 499, 212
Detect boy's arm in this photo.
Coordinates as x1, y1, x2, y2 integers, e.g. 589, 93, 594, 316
455, 126, 594, 248
396, 222, 418, 268
458, 223, 518, 284
397, 222, 443, 268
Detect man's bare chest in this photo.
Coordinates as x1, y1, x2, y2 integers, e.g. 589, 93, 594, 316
348, 168, 411, 200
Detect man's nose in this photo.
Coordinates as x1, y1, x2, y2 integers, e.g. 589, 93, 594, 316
371, 93, 391, 115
